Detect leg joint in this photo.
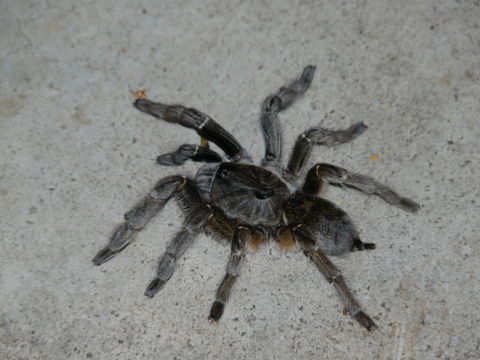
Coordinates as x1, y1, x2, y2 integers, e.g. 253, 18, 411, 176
328, 272, 343, 284
301, 132, 313, 143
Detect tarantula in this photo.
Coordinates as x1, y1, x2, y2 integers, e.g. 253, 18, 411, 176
93, 65, 419, 331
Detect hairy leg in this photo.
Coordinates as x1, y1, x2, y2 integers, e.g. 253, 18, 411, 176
156, 144, 222, 166
144, 228, 196, 297
208, 225, 255, 322
93, 176, 186, 265
286, 122, 367, 176
134, 99, 249, 162
302, 163, 420, 212
260, 65, 316, 166
292, 225, 377, 331
144, 178, 214, 296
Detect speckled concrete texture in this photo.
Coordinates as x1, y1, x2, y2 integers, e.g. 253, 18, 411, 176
1, 1, 479, 359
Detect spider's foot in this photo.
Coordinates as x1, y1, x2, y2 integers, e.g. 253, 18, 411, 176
93, 247, 117, 265
398, 198, 421, 213
208, 301, 224, 323
350, 122, 368, 137
133, 99, 171, 120
157, 153, 181, 166
351, 238, 376, 252
299, 65, 316, 84
145, 278, 167, 297
133, 98, 155, 112
363, 243, 376, 250
353, 311, 377, 332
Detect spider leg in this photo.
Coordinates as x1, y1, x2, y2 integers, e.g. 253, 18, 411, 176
93, 176, 186, 265
292, 225, 377, 331
145, 227, 196, 297
302, 163, 420, 213
260, 65, 316, 166
156, 144, 222, 166
134, 99, 249, 162
286, 122, 367, 176
208, 225, 251, 322
145, 178, 214, 296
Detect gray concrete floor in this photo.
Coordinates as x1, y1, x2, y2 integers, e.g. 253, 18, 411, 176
1, 1, 479, 359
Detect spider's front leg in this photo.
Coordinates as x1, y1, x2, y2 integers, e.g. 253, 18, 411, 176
292, 225, 377, 331
303, 163, 420, 212
260, 65, 316, 166
134, 99, 249, 162
156, 144, 222, 166
287, 122, 367, 176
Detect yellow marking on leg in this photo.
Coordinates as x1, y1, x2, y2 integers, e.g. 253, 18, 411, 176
200, 136, 209, 148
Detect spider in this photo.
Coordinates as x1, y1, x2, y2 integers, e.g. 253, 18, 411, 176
93, 65, 419, 331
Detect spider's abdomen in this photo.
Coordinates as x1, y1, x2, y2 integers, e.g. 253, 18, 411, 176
210, 163, 290, 226
284, 194, 360, 255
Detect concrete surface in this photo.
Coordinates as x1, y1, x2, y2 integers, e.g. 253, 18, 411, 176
1, 1, 479, 359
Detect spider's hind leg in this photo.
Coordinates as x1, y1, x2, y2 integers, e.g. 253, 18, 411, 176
292, 225, 377, 331
93, 175, 186, 265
